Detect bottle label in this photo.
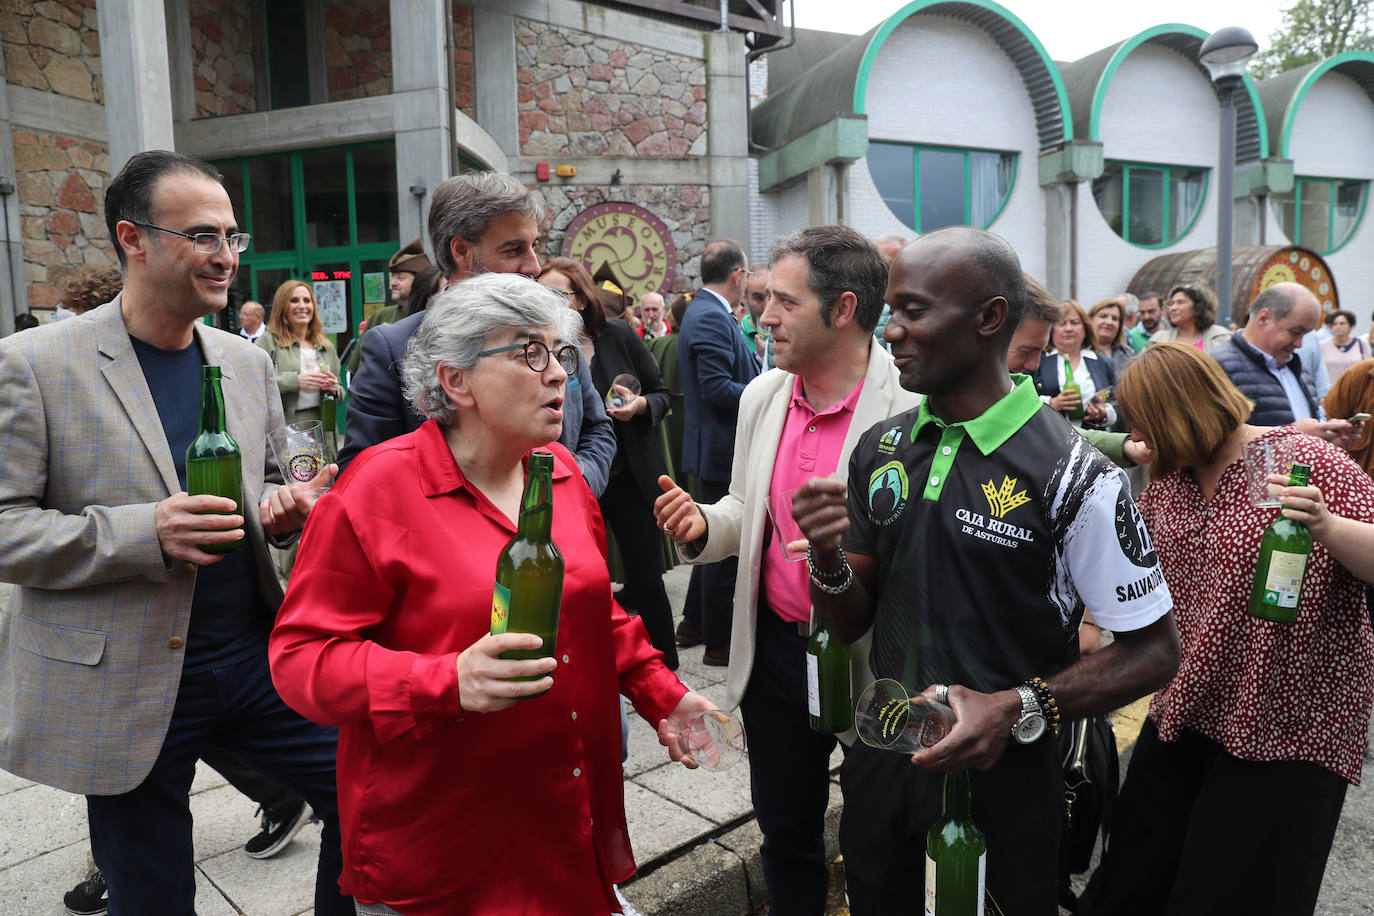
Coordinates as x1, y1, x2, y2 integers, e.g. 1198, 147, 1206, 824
806, 652, 821, 717
1262, 550, 1309, 609
490, 582, 510, 634
924, 854, 936, 916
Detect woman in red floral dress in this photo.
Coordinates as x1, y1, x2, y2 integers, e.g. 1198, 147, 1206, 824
1081, 342, 1374, 916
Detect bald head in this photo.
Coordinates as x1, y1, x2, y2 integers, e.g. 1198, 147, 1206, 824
894, 227, 1025, 338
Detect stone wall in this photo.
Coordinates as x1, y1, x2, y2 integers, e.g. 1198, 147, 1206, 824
543, 185, 712, 294
326, 0, 393, 101
11, 129, 115, 310
190, 0, 255, 117
515, 19, 707, 158
453, 2, 475, 119
1, 0, 102, 104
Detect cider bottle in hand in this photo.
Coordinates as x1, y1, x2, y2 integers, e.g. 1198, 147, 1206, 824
1248, 462, 1313, 623
186, 365, 244, 554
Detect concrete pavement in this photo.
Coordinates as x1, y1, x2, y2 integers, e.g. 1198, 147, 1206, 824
2, 571, 1372, 914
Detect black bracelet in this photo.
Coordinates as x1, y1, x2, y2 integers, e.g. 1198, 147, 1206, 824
1025, 676, 1061, 735
806, 543, 848, 582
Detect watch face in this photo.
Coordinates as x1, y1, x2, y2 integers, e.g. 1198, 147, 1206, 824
1014, 714, 1046, 744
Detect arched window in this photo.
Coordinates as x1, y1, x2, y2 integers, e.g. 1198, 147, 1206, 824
1092, 162, 1207, 248
1271, 178, 1368, 255
868, 142, 1017, 233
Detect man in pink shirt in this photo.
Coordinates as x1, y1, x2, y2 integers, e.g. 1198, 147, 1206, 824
654, 225, 919, 914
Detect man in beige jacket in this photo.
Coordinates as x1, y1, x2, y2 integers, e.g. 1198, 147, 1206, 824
655, 225, 918, 914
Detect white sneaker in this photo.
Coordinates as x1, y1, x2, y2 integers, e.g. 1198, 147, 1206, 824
613, 885, 643, 916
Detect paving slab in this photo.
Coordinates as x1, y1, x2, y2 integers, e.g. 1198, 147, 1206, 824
623, 780, 716, 866
198, 828, 324, 916
0, 783, 88, 870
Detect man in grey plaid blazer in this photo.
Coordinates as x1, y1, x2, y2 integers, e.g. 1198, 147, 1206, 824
0, 151, 352, 915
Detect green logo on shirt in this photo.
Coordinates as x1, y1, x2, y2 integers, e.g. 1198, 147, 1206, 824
868, 460, 908, 526
877, 426, 902, 455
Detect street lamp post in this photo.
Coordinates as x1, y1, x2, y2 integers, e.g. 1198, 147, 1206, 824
1199, 26, 1258, 327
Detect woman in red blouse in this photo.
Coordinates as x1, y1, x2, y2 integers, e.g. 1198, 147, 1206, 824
1081, 343, 1374, 915
269, 273, 714, 916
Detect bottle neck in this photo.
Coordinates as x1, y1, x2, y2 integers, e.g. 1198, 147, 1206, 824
199, 368, 227, 435
516, 452, 554, 539
942, 770, 972, 820
1288, 464, 1311, 488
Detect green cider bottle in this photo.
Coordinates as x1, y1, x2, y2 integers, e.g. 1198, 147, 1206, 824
806, 620, 852, 733
1062, 359, 1084, 422
1248, 462, 1313, 623
491, 451, 564, 692
924, 770, 987, 916
186, 365, 244, 554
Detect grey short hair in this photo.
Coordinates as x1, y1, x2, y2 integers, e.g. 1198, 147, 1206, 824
1120, 293, 1139, 316
402, 273, 581, 425
427, 172, 548, 277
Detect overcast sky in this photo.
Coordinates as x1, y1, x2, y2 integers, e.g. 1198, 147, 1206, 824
788, 0, 1291, 62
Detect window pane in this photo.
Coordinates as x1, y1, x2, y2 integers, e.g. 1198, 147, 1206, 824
867, 142, 915, 230
1127, 168, 1164, 246
1332, 180, 1366, 250
919, 148, 965, 232
267, 0, 309, 110
302, 150, 350, 249
352, 145, 399, 246
1092, 165, 1124, 237
1168, 169, 1206, 241
1298, 180, 1330, 251
247, 156, 294, 252
219, 162, 246, 230
970, 151, 1015, 227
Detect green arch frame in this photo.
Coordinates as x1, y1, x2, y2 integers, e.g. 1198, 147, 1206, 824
1087, 24, 1269, 159
851, 0, 1074, 145
1278, 50, 1374, 158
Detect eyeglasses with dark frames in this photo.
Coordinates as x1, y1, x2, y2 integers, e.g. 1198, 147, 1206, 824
131, 220, 251, 254
477, 339, 581, 374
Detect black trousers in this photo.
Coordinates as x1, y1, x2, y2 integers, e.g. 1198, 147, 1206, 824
1079, 718, 1348, 916
599, 468, 678, 669
740, 605, 839, 915
681, 477, 736, 649
200, 744, 300, 817
840, 734, 1061, 916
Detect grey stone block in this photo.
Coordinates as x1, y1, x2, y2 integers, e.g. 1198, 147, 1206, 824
196, 825, 324, 916
0, 784, 88, 870
619, 839, 748, 916
623, 781, 714, 866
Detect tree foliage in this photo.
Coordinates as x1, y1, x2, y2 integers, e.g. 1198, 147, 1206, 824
1249, 0, 1373, 79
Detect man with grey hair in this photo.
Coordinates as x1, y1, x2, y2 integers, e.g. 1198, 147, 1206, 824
338, 172, 615, 493
656, 225, 917, 912
639, 291, 670, 340
1209, 282, 1357, 443
238, 300, 266, 342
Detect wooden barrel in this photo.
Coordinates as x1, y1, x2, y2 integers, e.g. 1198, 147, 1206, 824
1128, 245, 1338, 321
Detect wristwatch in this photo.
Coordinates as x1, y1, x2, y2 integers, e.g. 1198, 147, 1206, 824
1010, 685, 1047, 744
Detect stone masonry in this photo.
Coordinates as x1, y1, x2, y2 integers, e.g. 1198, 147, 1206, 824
190, 0, 255, 118
326, 0, 393, 102
515, 18, 707, 158
11, 129, 114, 310
453, 2, 475, 120
544, 184, 712, 294
0, 0, 103, 104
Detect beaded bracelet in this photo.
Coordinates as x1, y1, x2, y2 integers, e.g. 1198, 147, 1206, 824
807, 543, 854, 594
1025, 676, 1062, 735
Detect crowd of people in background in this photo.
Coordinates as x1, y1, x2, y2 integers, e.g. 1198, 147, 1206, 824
2, 150, 1373, 916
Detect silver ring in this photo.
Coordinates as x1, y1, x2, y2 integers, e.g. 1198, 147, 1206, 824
934, 684, 950, 705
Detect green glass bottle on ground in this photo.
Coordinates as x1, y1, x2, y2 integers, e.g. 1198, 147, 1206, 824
1248, 462, 1313, 623
924, 770, 986, 916
806, 620, 852, 733
491, 451, 564, 692
186, 365, 244, 554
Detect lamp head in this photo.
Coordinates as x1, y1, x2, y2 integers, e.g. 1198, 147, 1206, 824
1199, 26, 1258, 82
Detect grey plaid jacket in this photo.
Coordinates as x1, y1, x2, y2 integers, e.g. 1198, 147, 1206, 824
0, 297, 287, 795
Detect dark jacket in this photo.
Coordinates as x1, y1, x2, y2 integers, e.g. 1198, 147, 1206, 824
1031, 350, 1121, 430
1208, 330, 1319, 425
677, 290, 759, 483
590, 319, 671, 502
337, 309, 616, 495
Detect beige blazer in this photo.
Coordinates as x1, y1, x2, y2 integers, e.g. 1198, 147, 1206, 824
686, 342, 921, 736
0, 298, 287, 795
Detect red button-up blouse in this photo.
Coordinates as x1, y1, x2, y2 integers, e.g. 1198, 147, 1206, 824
269, 420, 687, 915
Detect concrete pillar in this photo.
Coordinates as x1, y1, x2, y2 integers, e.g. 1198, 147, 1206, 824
806, 165, 838, 226
706, 31, 749, 243
98, 0, 176, 175
473, 8, 519, 157
163, 0, 195, 123
1041, 183, 1074, 300
391, 0, 454, 252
